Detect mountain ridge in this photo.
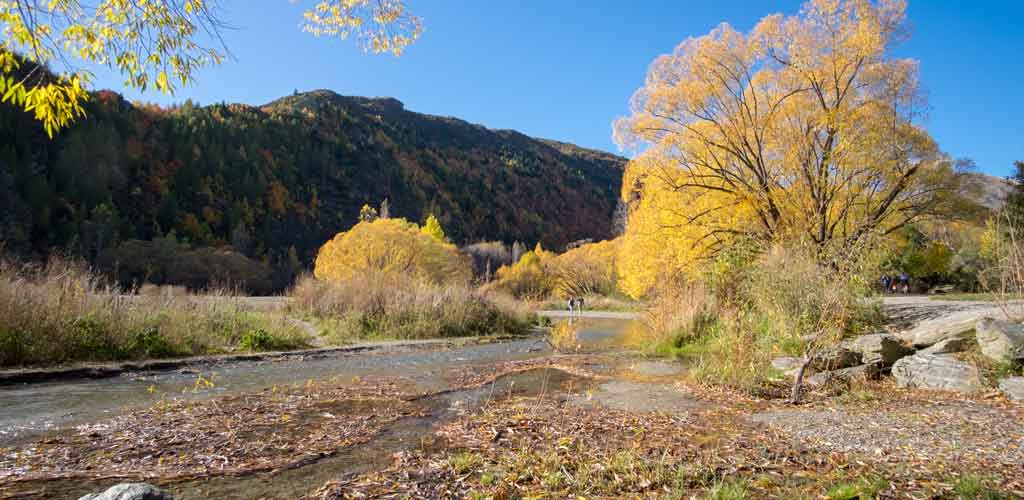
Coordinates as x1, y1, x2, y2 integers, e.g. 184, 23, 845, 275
0, 86, 627, 291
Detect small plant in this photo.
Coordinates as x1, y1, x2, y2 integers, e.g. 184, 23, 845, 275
826, 476, 890, 499
951, 474, 1010, 500
127, 327, 176, 358
449, 451, 483, 475
239, 328, 276, 352
706, 479, 749, 500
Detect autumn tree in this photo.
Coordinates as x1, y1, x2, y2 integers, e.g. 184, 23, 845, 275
314, 218, 471, 285
547, 239, 620, 298
421, 214, 447, 242
614, 0, 969, 296
1, 0, 421, 136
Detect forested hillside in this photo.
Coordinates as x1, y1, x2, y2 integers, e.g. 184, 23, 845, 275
0, 88, 625, 292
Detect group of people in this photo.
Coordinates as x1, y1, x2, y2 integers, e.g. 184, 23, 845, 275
880, 272, 911, 294
566, 297, 586, 315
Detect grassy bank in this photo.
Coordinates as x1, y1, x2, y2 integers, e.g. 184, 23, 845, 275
0, 258, 309, 367
289, 273, 535, 342
640, 246, 884, 392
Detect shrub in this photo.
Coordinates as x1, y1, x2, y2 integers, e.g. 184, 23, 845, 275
488, 250, 552, 299
314, 218, 471, 285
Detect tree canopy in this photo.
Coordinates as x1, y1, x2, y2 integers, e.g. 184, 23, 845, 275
614, 0, 972, 296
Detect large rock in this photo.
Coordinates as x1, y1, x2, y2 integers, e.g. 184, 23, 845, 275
78, 483, 174, 500
809, 345, 861, 371
919, 336, 973, 355
898, 314, 977, 348
806, 364, 880, 387
845, 334, 913, 366
975, 318, 1024, 362
999, 377, 1024, 401
891, 354, 984, 393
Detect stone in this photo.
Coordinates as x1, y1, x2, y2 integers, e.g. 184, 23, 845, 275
78, 484, 173, 500
918, 336, 973, 355
898, 314, 977, 348
999, 377, 1024, 401
975, 317, 1024, 362
805, 364, 880, 387
845, 334, 913, 366
891, 354, 984, 393
809, 345, 861, 371
771, 356, 804, 376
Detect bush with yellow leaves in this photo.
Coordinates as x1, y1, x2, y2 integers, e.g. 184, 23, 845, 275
313, 218, 470, 285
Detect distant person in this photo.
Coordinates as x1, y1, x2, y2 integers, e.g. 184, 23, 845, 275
567, 298, 575, 314
899, 272, 910, 293
576, 297, 585, 312
880, 275, 891, 294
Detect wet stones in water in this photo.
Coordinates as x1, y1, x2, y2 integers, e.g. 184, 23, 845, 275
574, 381, 701, 414
78, 483, 173, 500
630, 360, 684, 377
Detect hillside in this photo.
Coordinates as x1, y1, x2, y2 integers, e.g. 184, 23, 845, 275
0, 88, 625, 292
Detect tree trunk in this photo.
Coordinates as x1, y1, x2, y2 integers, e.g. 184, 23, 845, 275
790, 356, 812, 404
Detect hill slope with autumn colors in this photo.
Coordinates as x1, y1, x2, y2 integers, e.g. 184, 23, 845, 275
0, 88, 625, 292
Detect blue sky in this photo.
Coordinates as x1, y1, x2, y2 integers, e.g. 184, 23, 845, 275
93, 1, 1024, 177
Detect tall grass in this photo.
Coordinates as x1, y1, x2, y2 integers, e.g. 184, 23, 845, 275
289, 272, 535, 341
0, 256, 308, 367
643, 243, 883, 392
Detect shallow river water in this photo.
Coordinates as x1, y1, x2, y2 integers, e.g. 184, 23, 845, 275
1, 317, 666, 499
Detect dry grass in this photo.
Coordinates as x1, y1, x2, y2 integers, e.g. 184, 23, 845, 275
0, 256, 309, 367
642, 244, 883, 392
288, 273, 535, 341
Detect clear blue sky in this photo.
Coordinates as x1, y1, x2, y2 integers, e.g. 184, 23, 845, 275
93, 1, 1024, 177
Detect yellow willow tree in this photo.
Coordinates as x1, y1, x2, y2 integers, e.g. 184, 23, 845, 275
314, 218, 470, 285
0, 0, 421, 136
614, 0, 969, 296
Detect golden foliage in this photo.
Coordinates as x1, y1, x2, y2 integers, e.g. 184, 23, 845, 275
313, 218, 470, 285
491, 249, 551, 300
614, 0, 969, 296
421, 214, 447, 242
546, 239, 620, 298
302, 0, 422, 56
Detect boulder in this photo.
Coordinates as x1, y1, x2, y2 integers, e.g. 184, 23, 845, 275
999, 377, 1024, 401
809, 346, 861, 371
975, 318, 1024, 362
891, 354, 984, 393
918, 336, 973, 355
78, 483, 174, 500
898, 315, 977, 348
771, 356, 804, 376
845, 334, 913, 366
806, 364, 880, 387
